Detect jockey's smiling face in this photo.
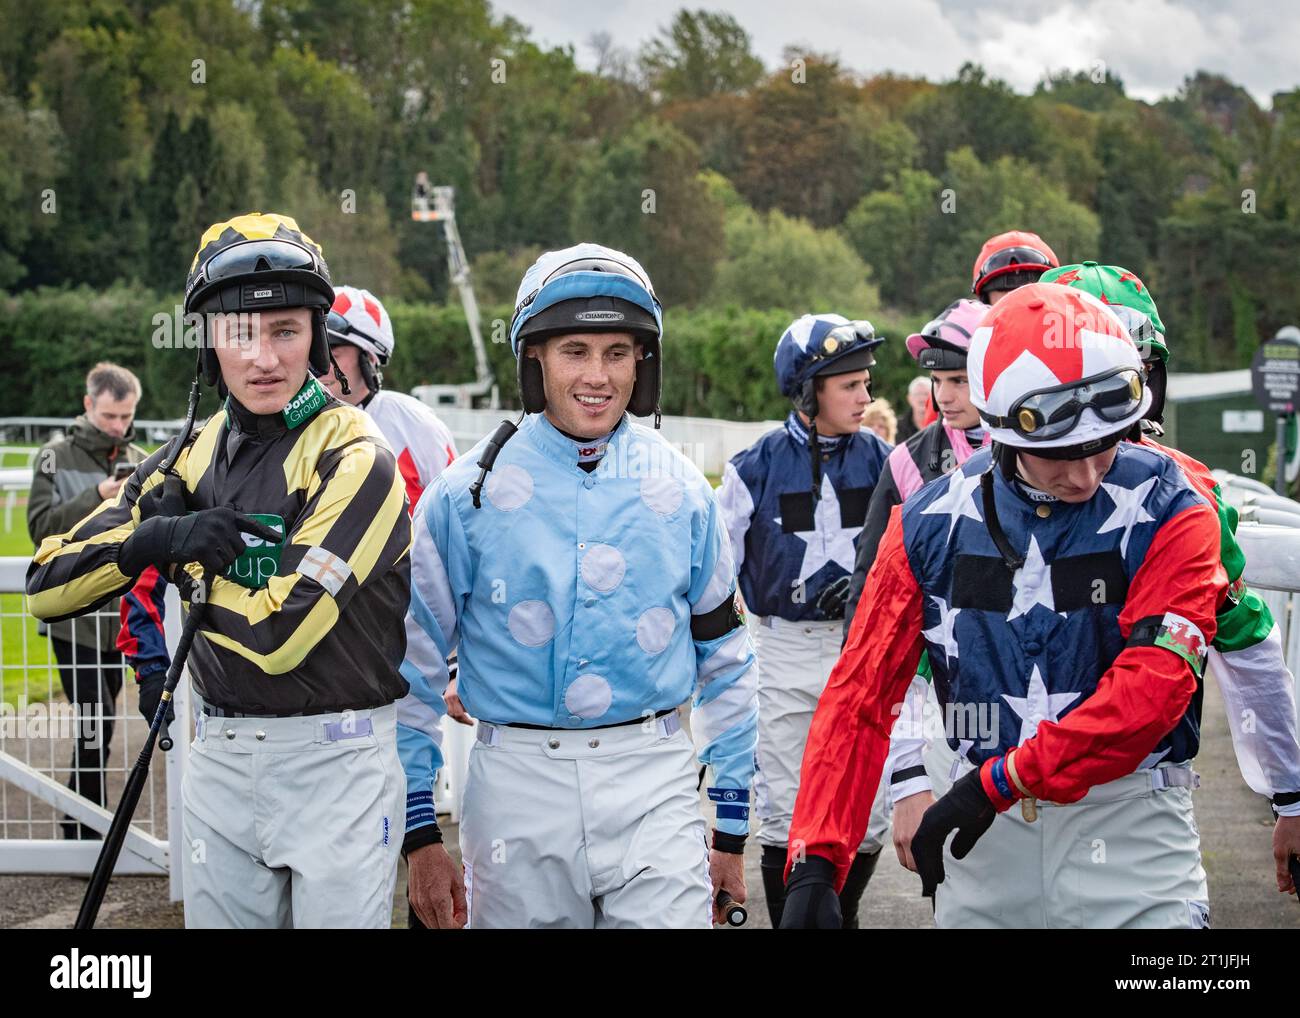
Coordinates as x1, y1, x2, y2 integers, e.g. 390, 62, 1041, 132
527, 331, 642, 440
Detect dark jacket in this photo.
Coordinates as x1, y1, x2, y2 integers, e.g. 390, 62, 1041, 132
26, 417, 148, 650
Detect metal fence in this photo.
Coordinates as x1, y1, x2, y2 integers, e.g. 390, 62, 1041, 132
0, 558, 187, 901
0, 417, 186, 447
1236, 525, 1300, 698
1, 472, 1296, 898
3, 410, 780, 479
418, 403, 781, 477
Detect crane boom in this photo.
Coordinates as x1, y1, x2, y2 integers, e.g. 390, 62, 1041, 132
412, 175, 498, 408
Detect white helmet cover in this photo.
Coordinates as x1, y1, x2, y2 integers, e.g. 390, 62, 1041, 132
328, 285, 395, 364
968, 282, 1152, 450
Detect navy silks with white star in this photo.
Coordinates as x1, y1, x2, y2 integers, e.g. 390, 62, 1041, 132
901, 442, 1207, 769
729, 413, 891, 620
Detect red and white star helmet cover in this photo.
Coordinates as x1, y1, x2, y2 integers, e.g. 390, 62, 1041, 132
968, 282, 1152, 449
329, 285, 395, 364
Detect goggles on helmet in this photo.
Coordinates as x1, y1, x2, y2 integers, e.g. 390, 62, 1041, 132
983, 368, 1145, 441
192, 239, 325, 292
975, 246, 1054, 283
326, 309, 380, 348
812, 321, 878, 361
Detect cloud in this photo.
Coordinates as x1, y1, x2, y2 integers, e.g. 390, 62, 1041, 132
490, 0, 1298, 105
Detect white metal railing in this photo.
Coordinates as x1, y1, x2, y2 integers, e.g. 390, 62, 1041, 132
0, 557, 188, 901
3, 463, 1292, 885
0, 417, 186, 446
4, 409, 783, 478
1236, 525, 1300, 699
1, 446, 37, 535
420, 403, 782, 477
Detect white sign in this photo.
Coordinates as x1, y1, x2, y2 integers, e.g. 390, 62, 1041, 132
1222, 409, 1265, 433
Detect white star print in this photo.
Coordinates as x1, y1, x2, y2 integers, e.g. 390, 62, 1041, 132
919, 468, 983, 541
1006, 535, 1065, 622
1002, 664, 1081, 745
784, 474, 861, 587
1097, 477, 1158, 557
922, 595, 961, 666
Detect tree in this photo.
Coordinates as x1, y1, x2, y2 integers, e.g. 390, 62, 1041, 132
717, 56, 916, 227
844, 147, 1099, 314
905, 63, 1049, 178
275, 162, 404, 297
1095, 107, 1180, 283
29, 22, 150, 286
1034, 68, 1128, 113
842, 166, 945, 311
571, 119, 725, 306
0, 97, 64, 289
640, 10, 764, 101
709, 203, 881, 314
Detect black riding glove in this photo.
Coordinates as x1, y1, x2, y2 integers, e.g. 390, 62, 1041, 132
814, 575, 852, 620
910, 766, 998, 897
136, 669, 175, 728
779, 855, 842, 929
119, 507, 281, 578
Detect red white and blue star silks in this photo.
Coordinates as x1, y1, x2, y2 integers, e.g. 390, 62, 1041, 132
787, 441, 1226, 888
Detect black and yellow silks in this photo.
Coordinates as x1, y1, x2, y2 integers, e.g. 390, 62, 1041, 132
27, 381, 412, 716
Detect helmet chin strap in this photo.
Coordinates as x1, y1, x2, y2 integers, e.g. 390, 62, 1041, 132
327, 351, 351, 396
984, 445, 1025, 571
809, 419, 822, 502
359, 354, 382, 393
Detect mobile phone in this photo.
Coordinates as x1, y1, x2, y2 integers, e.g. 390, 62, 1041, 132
114, 462, 134, 480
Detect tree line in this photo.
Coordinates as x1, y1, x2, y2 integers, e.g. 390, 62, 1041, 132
2, 1, 1298, 418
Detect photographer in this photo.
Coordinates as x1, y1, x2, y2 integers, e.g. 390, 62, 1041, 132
26, 362, 148, 838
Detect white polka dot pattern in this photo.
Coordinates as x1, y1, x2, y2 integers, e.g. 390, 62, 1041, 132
640, 475, 684, 516
485, 464, 534, 511
507, 600, 555, 647
565, 673, 613, 720
636, 607, 675, 654
580, 543, 626, 592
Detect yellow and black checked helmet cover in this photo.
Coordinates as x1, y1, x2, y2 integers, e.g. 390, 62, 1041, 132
183, 213, 335, 384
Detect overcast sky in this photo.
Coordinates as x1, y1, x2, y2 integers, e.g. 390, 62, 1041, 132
491, 0, 1298, 105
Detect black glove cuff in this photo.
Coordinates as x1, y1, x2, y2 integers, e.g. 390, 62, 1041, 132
137, 670, 166, 692
785, 853, 837, 890
711, 829, 747, 855
119, 516, 171, 578
402, 822, 444, 858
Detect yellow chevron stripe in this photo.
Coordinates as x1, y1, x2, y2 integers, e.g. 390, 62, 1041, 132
28, 561, 130, 620
207, 571, 303, 628
184, 412, 225, 489
348, 464, 407, 585
201, 595, 340, 675
283, 405, 380, 494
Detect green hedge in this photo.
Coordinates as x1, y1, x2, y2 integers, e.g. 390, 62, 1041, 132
1, 286, 927, 423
